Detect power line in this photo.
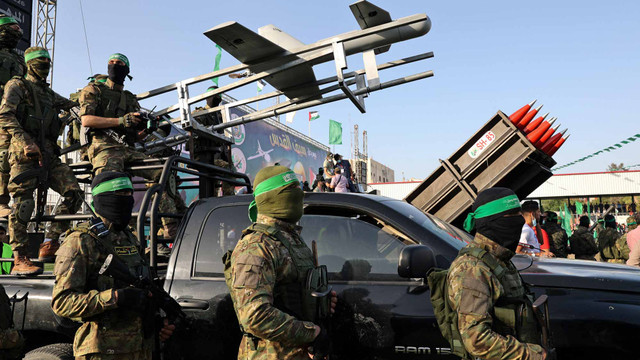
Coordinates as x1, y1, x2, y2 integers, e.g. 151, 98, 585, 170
78, 0, 93, 75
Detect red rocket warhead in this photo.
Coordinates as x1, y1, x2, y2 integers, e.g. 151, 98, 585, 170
534, 123, 560, 148
509, 99, 536, 125
548, 134, 570, 156
541, 129, 567, 154
517, 104, 543, 130
524, 112, 550, 134
527, 117, 555, 144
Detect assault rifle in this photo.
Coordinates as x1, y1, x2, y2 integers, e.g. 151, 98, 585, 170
99, 253, 186, 360
11, 115, 50, 229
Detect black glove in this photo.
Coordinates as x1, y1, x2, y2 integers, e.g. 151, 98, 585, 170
312, 327, 331, 360
115, 287, 148, 310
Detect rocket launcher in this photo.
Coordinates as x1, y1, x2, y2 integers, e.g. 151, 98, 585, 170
534, 124, 560, 148
509, 99, 536, 125
527, 117, 556, 144
517, 104, 543, 130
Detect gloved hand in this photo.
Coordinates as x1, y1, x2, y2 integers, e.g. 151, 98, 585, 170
114, 287, 149, 310
118, 112, 141, 128
24, 142, 41, 158
311, 327, 331, 360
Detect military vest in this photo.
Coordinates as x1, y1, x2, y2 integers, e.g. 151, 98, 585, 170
13, 77, 60, 142
0, 49, 25, 94
223, 223, 329, 324
428, 246, 542, 359
70, 223, 149, 295
86, 82, 139, 145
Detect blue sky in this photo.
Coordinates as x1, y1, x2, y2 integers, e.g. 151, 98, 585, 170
50, 0, 640, 180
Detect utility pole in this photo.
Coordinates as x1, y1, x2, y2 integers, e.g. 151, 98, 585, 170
34, 0, 57, 85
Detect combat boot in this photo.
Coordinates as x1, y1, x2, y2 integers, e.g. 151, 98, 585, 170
38, 241, 59, 262
11, 252, 42, 276
0, 204, 11, 218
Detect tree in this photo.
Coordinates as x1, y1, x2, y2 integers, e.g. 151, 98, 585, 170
607, 162, 626, 172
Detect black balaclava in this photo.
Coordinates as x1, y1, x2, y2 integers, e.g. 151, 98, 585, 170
604, 214, 616, 229
107, 63, 129, 85
470, 187, 525, 253
579, 216, 590, 228
206, 86, 222, 108
91, 171, 135, 231
0, 22, 21, 49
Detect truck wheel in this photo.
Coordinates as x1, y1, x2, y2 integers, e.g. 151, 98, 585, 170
24, 343, 73, 360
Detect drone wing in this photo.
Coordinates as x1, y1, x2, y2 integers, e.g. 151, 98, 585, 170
204, 22, 320, 99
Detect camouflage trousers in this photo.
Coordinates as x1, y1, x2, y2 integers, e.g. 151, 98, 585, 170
88, 143, 180, 226
0, 132, 10, 206
75, 351, 151, 360
8, 140, 82, 251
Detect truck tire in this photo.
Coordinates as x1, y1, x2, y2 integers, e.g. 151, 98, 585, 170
24, 343, 73, 360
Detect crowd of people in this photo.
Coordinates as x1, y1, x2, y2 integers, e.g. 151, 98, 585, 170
307, 152, 359, 193
513, 200, 640, 265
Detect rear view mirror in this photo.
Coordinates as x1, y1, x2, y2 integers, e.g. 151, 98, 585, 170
398, 245, 436, 278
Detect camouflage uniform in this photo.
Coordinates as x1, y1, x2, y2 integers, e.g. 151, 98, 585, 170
78, 78, 179, 228
0, 74, 81, 252
447, 233, 545, 360
226, 214, 317, 360
0, 48, 26, 213
568, 226, 598, 260
597, 228, 628, 263
541, 222, 568, 258
51, 222, 152, 359
191, 106, 235, 195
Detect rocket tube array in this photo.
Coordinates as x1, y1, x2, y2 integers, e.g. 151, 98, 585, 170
508, 100, 569, 156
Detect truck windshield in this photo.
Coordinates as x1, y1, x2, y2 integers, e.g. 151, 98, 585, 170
382, 200, 471, 250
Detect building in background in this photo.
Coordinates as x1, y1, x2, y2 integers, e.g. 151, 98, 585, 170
349, 157, 395, 185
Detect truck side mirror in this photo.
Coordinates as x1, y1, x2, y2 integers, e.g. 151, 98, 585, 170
398, 245, 436, 278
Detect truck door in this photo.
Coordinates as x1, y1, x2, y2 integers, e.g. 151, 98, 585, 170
299, 212, 454, 359
166, 204, 251, 360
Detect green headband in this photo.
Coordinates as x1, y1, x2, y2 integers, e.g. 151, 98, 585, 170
109, 53, 130, 68
605, 217, 616, 223
0, 17, 18, 26
628, 221, 637, 226
463, 195, 521, 232
547, 214, 557, 221
92, 177, 133, 196
25, 50, 50, 62
248, 170, 299, 222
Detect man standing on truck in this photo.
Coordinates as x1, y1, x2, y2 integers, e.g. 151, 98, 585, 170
0, 47, 82, 275
77, 53, 181, 238
51, 171, 175, 359
224, 165, 337, 359
0, 15, 26, 219
449, 187, 548, 360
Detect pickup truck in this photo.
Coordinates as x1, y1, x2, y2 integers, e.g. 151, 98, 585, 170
7, 191, 640, 360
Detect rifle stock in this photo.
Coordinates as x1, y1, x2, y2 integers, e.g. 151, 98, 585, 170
99, 253, 186, 359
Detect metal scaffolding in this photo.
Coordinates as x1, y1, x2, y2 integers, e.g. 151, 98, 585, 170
34, 0, 57, 84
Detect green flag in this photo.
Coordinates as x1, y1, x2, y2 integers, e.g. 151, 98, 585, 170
329, 119, 342, 145
575, 201, 583, 215
212, 44, 222, 86
562, 203, 572, 237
